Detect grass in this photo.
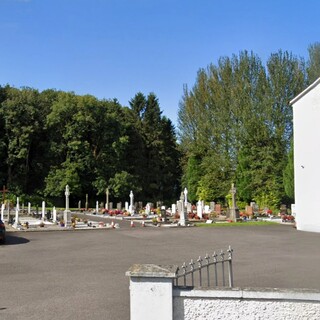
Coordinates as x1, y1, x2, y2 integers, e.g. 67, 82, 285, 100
195, 221, 279, 227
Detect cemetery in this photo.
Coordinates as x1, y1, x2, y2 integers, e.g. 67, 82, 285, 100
1, 183, 295, 233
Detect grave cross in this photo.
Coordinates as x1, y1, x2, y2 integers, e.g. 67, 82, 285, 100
230, 183, 237, 209
0, 185, 9, 203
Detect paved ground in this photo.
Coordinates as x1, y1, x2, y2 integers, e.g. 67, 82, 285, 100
1, 221, 320, 320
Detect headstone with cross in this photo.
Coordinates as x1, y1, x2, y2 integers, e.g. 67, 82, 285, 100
63, 185, 72, 227
228, 183, 239, 221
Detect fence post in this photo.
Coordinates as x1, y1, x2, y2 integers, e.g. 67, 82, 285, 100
126, 264, 178, 320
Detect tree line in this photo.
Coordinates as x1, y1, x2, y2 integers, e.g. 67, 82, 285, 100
0, 88, 180, 206
178, 43, 320, 210
1, 43, 319, 210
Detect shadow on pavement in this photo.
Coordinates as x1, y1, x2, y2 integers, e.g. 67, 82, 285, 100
2, 234, 30, 245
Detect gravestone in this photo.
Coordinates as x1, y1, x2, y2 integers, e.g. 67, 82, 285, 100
85, 194, 89, 210
129, 191, 134, 214
125, 202, 129, 211
42, 201, 46, 221
138, 202, 143, 210
117, 202, 122, 211
96, 201, 99, 214
63, 185, 72, 227
78, 200, 81, 209
280, 204, 287, 215
204, 205, 210, 214
52, 206, 57, 223
28, 202, 31, 215
197, 200, 203, 219
145, 203, 151, 215
179, 193, 186, 226
214, 204, 222, 215
210, 202, 215, 211
245, 205, 253, 216
227, 183, 240, 221
109, 202, 113, 210
171, 204, 176, 216
187, 203, 192, 214
1, 203, 4, 220
13, 197, 20, 228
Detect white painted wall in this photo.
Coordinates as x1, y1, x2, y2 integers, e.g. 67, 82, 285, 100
292, 78, 320, 232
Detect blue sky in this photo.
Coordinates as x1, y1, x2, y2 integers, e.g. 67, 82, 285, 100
1, 0, 319, 126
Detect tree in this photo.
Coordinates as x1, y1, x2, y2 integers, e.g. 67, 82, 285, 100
307, 42, 320, 84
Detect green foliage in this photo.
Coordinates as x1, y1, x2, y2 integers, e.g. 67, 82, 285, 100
178, 48, 309, 209
283, 140, 294, 201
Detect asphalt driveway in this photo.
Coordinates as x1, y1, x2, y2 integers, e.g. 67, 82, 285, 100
1, 222, 320, 320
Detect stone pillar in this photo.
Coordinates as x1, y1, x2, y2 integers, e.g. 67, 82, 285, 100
28, 202, 31, 215
64, 185, 71, 227
126, 264, 178, 320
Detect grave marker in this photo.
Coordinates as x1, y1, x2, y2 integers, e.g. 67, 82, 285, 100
64, 185, 72, 227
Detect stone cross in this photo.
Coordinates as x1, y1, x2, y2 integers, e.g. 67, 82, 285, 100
64, 185, 71, 227
179, 192, 186, 226
129, 190, 134, 214
183, 188, 188, 207
228, 183, 239, 221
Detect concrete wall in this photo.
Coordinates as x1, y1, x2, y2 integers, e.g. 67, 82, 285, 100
126, 264, 320, 320
292, 78, 320, 233
173, 287, 320, 320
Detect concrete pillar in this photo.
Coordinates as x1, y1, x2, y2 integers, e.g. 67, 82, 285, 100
126, 264, 178, 320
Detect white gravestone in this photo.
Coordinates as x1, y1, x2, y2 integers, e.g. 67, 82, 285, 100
125, 202, 129, 211
42, 201, 46, 221
1, 203, 5, 220
129, 191, 134, 214
52, 206, 57, 223
28, 202, 31, 215
96, 201, 99, 214
171, 204, 176, 216
14, 197, 20, 227
184, 188, 188, 207
197, 200, 203, 219
179, 193, 186, 226
146, 203, 151, 215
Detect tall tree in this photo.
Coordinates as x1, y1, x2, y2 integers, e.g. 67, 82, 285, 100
307, 42, 320, 84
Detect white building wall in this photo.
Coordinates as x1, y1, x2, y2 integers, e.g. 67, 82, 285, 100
292, 79, 320, 232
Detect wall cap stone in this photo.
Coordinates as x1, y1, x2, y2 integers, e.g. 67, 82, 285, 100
126, 264, 178, 278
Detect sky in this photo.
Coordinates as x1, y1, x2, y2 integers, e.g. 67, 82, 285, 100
1, 0, 319, 126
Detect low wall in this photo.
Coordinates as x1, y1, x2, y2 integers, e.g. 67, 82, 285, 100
173, 287, 320, 320
126, 264, 320, 320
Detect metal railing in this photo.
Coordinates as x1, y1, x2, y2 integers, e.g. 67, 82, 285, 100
174, 246, 233, 288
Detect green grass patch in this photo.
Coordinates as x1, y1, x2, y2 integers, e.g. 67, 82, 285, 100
195, 221, 279, 227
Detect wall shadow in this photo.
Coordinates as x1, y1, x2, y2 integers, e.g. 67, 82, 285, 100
1, 234, 30, 245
